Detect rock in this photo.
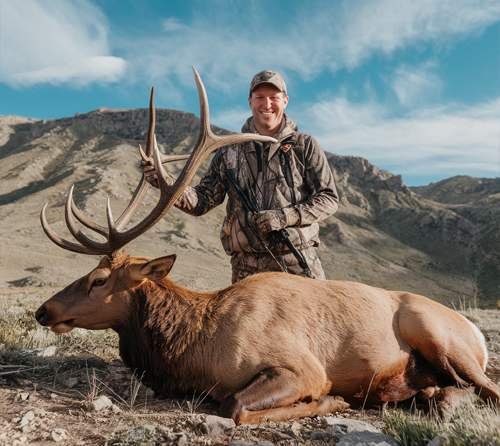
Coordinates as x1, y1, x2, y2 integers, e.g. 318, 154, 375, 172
17, 392, 30, 401
126, 425, 156, 442
311, 430, 332, 441
63, 376, 79, 388
337, 431, 399, 446
269, 431, 294, 441
229, 441, 274, 446
427, 436, 446, 446
19, 410, 35, 428
200, 414, 236, 438
290, 420, 302, 437
38, 345, 57, 357
51, 428, 68, 442
91, 395, 114, 412
310, 417, 385, 443
323, 416, 381, 435
174, 432, 189, 446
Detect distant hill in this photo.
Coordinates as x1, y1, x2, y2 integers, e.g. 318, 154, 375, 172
412, 176, 500, 204
0, 110, 498, 306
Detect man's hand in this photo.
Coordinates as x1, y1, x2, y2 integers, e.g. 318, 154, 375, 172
142, 161, 159, 188
254, 208, 300, 234
141, 160, 175, 188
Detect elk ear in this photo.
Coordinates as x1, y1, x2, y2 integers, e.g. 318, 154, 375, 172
139, 255, 176, 281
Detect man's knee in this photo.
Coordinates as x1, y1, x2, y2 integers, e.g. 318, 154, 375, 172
282, 247, 325, 280
306, 249, 325, 279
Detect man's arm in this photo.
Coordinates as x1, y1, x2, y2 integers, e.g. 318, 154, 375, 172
292, 135, 339, 226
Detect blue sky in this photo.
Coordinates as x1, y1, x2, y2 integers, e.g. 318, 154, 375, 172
1, 0, 499, 186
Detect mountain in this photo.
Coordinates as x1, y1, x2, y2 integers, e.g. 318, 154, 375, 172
411, 176, 500, 302
412, 176, 500, 204
0, 110, 498, 306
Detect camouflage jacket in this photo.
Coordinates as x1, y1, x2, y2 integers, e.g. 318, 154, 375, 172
177, 115, 339, 255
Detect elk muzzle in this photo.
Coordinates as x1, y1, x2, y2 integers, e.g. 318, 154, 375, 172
35, 302, 75, 334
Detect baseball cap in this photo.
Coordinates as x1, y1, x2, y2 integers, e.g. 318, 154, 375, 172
249, 70, 287, 96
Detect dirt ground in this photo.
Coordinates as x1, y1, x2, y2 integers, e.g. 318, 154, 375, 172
0, 286, 499, 445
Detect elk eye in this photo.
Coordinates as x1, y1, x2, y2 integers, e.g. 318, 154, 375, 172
91, 278, 107, 288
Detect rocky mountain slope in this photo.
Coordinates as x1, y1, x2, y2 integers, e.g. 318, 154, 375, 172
0, 110, 498, 306
412, 176, 500, 303
412, 176, 500, 204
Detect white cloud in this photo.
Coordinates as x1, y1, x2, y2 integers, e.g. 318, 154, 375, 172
0, 0, 126, 86
12, 56, 126, 87
213, 107, 250, 132
339, 0, 500, 67
392, 62, 443, 107
300, 97, 500, 182
3, 1, 498, 94
120, 0, 500, 96
162, 17, 187, 32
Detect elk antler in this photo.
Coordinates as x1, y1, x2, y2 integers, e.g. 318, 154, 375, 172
40, 68, 276, 256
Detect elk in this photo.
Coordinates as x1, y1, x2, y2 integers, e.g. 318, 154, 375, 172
36, 70, 500, 424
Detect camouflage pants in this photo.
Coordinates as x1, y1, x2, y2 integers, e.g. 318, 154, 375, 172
231, 247, 326, 283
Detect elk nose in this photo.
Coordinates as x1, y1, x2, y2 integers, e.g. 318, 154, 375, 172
35, 305, 49, 325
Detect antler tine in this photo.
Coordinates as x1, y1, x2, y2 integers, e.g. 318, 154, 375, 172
70, 199, 108, 237
115, 87, 156, 229
106, 197, 120, 243
115, 177, 148, 230
40, 203, 99, 255
138, 144, 149, 163
161, 154, 190, 163
193, 67, 212, 142
65, 186, 110, 254
146, 87, 155, 158
140, 143, 189, 164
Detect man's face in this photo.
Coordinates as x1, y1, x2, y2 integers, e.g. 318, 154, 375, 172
249, 84, 288, 136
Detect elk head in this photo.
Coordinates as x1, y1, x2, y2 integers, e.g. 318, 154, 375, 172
36, 68, 275, 333
35, 254, 177, 333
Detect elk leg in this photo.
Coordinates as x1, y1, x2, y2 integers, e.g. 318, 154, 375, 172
399, 306, 500, 403
419, 348, 500, 403
447, 354, 500, 403
237, 395, 349, 424
219, 367, 348, 424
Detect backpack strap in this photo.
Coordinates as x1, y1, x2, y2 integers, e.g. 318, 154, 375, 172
278, 133, 308, 205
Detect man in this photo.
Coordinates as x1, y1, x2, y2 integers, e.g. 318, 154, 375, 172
147, 70, 339, 283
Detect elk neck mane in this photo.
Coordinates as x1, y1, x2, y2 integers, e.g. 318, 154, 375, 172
116, 276, 222, 395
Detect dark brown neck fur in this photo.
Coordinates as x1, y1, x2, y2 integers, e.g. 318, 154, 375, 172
116, 278, 219, 396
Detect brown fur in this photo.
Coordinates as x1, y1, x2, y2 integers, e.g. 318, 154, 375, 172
35, 255, 500, 423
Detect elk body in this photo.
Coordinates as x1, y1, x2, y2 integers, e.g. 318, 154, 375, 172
35, 70, 500, 423
36, 253, 500, 423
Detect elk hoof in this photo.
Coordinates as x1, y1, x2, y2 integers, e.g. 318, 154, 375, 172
316, 395, 350, 415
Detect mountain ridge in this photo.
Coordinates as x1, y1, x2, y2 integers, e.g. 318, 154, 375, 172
1, 111, 498, 306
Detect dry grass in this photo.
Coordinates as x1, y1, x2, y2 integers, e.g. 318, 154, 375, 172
383, 402, 500, 446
